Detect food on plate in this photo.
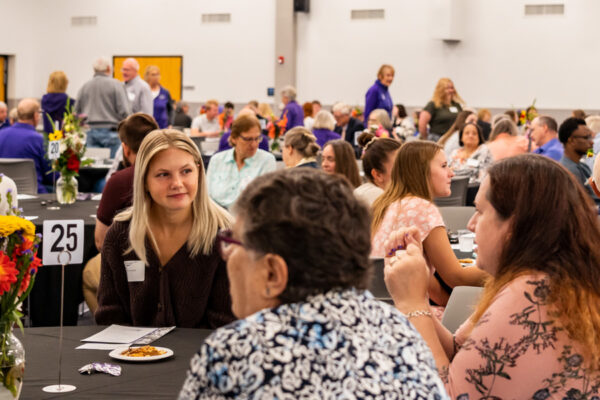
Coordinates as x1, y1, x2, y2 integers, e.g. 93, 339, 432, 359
458, 258, 474, 264
120, 346, 166, 357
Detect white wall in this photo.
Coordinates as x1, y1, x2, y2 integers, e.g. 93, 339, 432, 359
1, 0, 598, 114
0, 0, 275, 104
296, 0, 600, 111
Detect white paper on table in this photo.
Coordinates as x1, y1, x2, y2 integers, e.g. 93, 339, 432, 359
81, 325, 158, 344
91, 194, 102, 201
451, 244, 460, 250
23, 216, 38, 221
76, 343, 125, 350
17, 194, 37, 200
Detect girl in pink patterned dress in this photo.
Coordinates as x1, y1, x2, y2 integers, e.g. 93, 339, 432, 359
371, 141, 487, 306
384, 154, 600, 399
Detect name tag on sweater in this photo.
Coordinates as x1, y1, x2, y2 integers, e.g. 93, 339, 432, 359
125, 260, 145, 282
467, 158, 479, 167
449, 106, 458, 113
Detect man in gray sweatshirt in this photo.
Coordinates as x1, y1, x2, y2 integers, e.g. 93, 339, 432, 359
76, 57, 131, 158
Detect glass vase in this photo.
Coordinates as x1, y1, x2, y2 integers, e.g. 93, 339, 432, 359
56, 175, 78, 205
0, 324, 24, 399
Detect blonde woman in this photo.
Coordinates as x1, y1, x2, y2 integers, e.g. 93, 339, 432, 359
96, 129, 234, 328
41, 71, 75, 134
282, 127, 320, 168
418, 78, 465, 141
144, 65, 173, 129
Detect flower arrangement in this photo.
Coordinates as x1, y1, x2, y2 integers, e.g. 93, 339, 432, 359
351, 106, 363, 120
367, 124, 390, 139
518, 99, 538, 126
0, 186, 42, 397
47, 101, 92, 204
268, 113, 287, 152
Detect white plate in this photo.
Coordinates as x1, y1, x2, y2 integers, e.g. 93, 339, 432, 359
109, 346, 173, 362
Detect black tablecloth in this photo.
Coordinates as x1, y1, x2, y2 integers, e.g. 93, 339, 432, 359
16, 326, 211, 399
20, 194, 99, 326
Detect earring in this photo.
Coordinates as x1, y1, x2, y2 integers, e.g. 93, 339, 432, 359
265, 287, 270, 297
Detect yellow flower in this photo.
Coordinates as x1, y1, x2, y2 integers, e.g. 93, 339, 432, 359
49, 130, 63, 141
0, 216, 35, 239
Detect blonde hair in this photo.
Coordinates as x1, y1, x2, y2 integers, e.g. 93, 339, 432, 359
431, 77, 464, 108
47, 71, 68, 93
144, 65, 160, 81
115, 129, 231, 264
371, 141, 441, 233
258, 103, 274, 118
377, 64, 395, 80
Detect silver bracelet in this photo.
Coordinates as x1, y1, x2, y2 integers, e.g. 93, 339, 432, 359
405, 310, 432, 319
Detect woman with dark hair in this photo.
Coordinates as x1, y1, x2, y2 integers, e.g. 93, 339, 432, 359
354, 132, 401, 206
321, 139, 362, 188
437, 110, 477, 156
282, 127, 320, 168
384, 154, 600, 398
448, 122, 492, 184
391, 104, 416, 140
371, 141, 487, 307
179, 168, 447, 399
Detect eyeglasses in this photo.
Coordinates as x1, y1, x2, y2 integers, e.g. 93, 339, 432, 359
216, 229, 243, 261
238, 135, 261, 142
572, 135, 592, 141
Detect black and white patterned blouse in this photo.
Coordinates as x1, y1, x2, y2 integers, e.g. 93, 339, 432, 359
179, 288, 448, 399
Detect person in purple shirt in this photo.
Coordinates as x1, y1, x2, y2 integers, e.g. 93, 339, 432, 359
531, 115, 563, 161
279, 85, 304, 132
364, 64, 395, 121
0, 102, 9, 130
145, 65, 173, 129
41, 71, 76, 134
312, 110, 341, 148
0, 99, 55, 193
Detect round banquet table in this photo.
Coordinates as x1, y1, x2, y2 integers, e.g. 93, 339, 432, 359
17, 326, 212, 399
20, 194, 100, 326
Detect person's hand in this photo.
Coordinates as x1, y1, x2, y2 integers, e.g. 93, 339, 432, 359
384, 231, 430, 313
383, 226, 423, 257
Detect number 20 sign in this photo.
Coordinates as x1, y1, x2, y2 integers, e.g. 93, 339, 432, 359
42, 220, 84, 265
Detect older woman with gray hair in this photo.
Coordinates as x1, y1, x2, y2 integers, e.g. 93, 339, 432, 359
279, 85, 304, 131
311, 110, 340, 148
179, 168, 447, 399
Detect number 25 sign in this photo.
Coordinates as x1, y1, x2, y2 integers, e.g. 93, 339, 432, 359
42, 220, 84, 265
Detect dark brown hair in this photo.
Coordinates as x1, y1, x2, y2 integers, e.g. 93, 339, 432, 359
233, 168, 372, 303
471, 154, 600, 371
357, 132, 401, 184
458, 122, 483, 147
325, 140, 362, 188
117, 113, 159, 153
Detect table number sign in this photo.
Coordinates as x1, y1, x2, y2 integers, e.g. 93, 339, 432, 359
48, 140, 61, 160
42, 220, 84, 265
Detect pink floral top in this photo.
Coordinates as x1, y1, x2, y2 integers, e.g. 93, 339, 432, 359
447, 273, 600, 399
371, 196, 444, 258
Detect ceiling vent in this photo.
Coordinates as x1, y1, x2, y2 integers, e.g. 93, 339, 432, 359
524, 4, 564, 15
351, 9, 385, 20
201, 13, 231, 23
71, 16, 97, 26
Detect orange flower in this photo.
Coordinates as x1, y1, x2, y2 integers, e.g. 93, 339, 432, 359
0, 252, 18, 295
14, 238, 33, 257
18, 273, 30, 296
